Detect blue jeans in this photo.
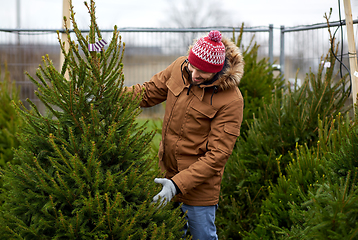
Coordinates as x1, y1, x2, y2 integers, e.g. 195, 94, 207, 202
181, 204, 218, 240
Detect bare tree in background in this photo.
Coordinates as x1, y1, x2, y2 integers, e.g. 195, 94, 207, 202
163, 0, 233, 28
161, 0, 236, 53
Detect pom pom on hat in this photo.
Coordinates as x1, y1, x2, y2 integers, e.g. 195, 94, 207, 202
208, 30, 222, 42
188, 30, 226, 73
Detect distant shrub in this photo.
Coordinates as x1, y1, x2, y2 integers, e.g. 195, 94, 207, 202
0, 62, 22, 169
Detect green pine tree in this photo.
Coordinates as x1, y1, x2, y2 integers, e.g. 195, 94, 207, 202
247, 107, 358, 239
217, 20, 351, 239
0, 1, 186, 239
245, 114, 345, 238
235, 24, 286, 136
0, 62, 22, 168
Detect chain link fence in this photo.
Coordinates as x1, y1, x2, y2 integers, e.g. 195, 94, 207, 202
1, 22, 357, 117
280, 19, 358, 91
0, 26, 272, 117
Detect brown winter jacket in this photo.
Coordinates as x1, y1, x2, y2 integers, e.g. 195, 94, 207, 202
129, 37, 244, 206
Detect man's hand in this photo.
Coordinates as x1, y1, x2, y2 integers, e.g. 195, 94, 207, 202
152, 178, 177, 206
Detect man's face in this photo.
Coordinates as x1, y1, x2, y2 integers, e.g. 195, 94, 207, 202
187, 63, 216, 85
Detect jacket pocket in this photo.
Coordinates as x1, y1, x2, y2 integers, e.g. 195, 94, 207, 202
187, 98, 217, 133
177, 98, 217, 156
218, 123, 241, 154
177, 158, 197, 171
191, 99, 217, 118
224, 123, 241, 137
167, 77, 184, 97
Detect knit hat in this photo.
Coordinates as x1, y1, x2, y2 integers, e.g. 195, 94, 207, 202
188, 30, 226, 73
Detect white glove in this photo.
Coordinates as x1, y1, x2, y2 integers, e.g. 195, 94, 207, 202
152, 178, 177, 206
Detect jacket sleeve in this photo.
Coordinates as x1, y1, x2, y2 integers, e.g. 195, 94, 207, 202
171, 96, 244, 195
124, 59, 178, 108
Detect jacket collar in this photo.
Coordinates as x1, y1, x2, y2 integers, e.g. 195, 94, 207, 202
181, 60, 220, 102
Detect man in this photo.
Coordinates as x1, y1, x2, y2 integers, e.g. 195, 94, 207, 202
129, 30, 244, 239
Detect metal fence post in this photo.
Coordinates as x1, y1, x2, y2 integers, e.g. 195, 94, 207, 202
280, 25, 285, 75
16, 0, 21, 45
269, 24, 273, 65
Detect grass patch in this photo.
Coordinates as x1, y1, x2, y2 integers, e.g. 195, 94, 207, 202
136, 118, 162, 148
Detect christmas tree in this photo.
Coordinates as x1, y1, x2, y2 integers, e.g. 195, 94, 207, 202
217, 15, 351, 238
246, 107, 358, 239
0, 1, 185, 239
234, 24, 285, 136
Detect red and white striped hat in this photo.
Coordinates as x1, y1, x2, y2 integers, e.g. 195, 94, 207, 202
188, 30, 226, 73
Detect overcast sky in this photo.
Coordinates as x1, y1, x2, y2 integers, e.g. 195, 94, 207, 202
0, 0, 357, 30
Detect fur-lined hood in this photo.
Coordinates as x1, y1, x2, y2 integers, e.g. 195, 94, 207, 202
187, 36, 245, 90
